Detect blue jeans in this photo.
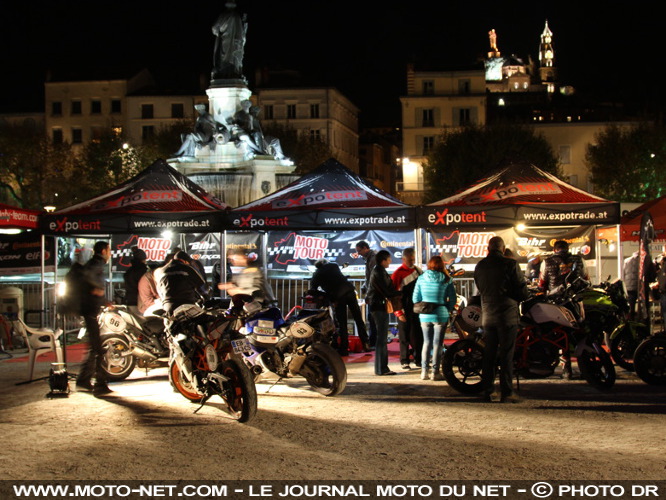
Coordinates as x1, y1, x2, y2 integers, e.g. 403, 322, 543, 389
421, 322, 444, 370
371, 310, 390, 375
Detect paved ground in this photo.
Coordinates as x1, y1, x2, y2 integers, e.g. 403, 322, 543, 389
1, 342, 665, 481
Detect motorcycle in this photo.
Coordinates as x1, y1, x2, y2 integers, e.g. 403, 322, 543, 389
84, 305, 169, 381
633, 332, 666, 385
164, 297, 258, 422
235, 295, 347, 396
582, 277, 648, 371
442, 275, 616, 393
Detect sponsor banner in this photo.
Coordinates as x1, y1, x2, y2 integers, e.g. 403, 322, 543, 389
419, 203, 619, 227
183, 233, 222, 275
227, 207, 415, 230
429, 226, 596, 266
0, 208, 39, 229
464, 182, 562, 204
266, 230, 415, 275
271, 190, 368, 209
0, 233, 55, 276
92, 190, 183, 211
111, 235, 177, 271
42, 213, 220, 235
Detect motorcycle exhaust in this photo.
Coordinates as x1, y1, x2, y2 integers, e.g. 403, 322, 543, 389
288, 352, 307, 376
250, 364, 263, 376
130, 342, 159, 361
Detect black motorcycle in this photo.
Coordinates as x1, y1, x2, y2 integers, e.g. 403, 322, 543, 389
633, 332, 666, 385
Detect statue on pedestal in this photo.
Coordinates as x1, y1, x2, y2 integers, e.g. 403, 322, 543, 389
211, 1, 247, 82
174, 104, 230, 157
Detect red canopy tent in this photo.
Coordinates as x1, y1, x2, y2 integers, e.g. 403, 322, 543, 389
620, 195, 666, 242
418, 160, 619, 229
40, 159, 228, 235
225, 158, 415, 230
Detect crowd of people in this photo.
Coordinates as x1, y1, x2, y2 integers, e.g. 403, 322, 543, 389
73, 236, 663, 403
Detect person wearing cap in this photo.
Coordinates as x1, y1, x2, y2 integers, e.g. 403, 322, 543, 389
158, 251, 207, 315
124, 246, 148, 315
310, 259, 371, 356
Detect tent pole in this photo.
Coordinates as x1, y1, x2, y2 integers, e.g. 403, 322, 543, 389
40, 234, 45, 328
616, 224, 622, 279
221, 231, 227, 297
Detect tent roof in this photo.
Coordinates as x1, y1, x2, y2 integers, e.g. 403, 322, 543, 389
236, 158, 408, 211
429, 160, 612, 207
56, 159, 228, 214
620, 195, 666, 242
0, 203, 39, 229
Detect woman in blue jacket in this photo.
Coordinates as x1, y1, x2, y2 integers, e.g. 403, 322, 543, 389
413, 256, 456, 380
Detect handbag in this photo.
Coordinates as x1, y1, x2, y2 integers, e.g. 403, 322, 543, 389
385, 295, 402, 314
413, 301, 438, 314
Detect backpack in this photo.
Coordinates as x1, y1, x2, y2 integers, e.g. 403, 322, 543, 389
58, 263, 86, 316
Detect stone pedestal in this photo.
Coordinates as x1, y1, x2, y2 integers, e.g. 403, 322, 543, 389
168, 82, 296, 206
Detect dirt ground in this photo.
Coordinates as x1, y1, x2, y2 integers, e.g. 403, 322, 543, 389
1, 344, 665, 482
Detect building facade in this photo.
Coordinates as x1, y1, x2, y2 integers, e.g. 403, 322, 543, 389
255, 87, 359, 172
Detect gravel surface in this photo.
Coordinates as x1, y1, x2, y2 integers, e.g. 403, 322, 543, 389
1, 347, 665, 481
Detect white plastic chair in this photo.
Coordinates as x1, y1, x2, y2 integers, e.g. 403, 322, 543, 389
12, 319, 64, 381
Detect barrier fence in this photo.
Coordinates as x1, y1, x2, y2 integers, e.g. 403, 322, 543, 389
0, 277, 477, 334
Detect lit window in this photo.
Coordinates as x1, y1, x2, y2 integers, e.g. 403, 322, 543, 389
498, 98, 505, 106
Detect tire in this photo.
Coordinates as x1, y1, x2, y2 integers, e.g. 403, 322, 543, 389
218, 358, 258, 422
634, 336, 666, 385
300, 343, 347, 396
101, 334, 137, 381
169, 359, 203, 402
609, 323, 649, 371
442, 338, 485, 394
577, 346, 616, 390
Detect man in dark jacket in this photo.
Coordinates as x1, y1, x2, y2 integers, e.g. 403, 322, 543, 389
474, 236, 528, 403
123, 247, 147, 314
539, 240, 588, 293
76, 241, 112, 395
311, 259, 371, 355
159, 251, 207, 315
355, 240, 377, 346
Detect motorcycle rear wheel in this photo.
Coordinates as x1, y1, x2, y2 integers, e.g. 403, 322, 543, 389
633, 336, 666, 385
101, 334, 137, 381
577, 346, 616, 390
301, 343, 347, 396
218, 358, 258, 422
169, 360, 203, 402
442, 338, 485, 394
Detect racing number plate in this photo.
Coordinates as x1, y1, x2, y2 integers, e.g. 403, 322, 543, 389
231, 338, 253, 354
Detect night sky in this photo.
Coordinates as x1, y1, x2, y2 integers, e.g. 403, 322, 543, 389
0, 1, 660, 126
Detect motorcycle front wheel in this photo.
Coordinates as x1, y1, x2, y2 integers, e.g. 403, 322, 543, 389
609, 323, 649, 371
633, 336, 666, 385
101, 334, 137, 381
442, 338, 485, 394
169, 359, 203, 402
301, 343, 347, 396
218, 358, 258, 423
577, 346, 616, 390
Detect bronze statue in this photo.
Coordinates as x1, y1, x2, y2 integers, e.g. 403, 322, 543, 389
211, 1, 247, 81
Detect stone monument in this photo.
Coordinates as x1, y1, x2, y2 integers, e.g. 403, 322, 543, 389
169, 0, 295, 207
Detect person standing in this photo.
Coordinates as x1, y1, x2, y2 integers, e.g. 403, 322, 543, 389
76, 241, 112, 395
413, 256, 457, 380
355, 240, 377, 347
310, 259, 371, 355
220, 249, 275, 305
367, 250, 402, 376
158, 251, 207, 315
123, 247, 147, 315
474, 236, 528, 403
539, 240, 588, 293
657, 248, 666, 328
391, 248, 423, 369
